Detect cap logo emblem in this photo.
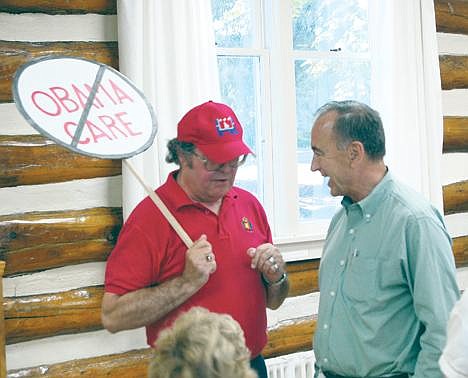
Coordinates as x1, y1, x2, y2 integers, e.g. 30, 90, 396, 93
215, 116, 239, 137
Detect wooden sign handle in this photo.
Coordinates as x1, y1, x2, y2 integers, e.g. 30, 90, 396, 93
123, 160, 193, 249
0, 261, 6, 378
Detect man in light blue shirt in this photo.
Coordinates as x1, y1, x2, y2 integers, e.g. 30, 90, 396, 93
311, 101, 459, 378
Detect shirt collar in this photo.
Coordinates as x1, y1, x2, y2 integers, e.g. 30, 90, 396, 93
341, 168, 393, 218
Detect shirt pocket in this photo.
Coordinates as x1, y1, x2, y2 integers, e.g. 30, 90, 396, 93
342, 257, 378, 301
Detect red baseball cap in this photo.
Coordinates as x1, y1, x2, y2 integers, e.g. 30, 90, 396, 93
177, 101, 253, 163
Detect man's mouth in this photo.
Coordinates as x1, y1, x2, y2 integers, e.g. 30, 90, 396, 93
212, 177, 229, 182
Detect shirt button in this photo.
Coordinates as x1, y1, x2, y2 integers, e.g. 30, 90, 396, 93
323, 358, 328, 363
349, 228, 355, 234
365, 213, 371, 222
339, 260, 345, 266
323, 324, 328, 329
330, 291, 335, 296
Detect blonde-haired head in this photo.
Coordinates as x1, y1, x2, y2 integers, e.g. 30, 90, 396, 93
148, 307, 258, 378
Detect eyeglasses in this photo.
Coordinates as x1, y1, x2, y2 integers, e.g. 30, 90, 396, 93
191, 152, 247, 172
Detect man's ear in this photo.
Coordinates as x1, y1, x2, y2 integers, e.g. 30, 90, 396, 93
348, 141, 364, 163
178, 151, 190, 168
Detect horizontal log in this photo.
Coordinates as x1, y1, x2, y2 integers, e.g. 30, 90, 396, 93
5, 315, 316, 377
1, 128, 465, 187
435, 0, 468, 35
7, 348, 153, 378
0, 0, 116, 14
444, 116, 468, 153
2, 44, 463, 105
4, 282, 317, 354
453, 235, 468, 267
0, 135, 122, 188
264, 315, 316, 358
0, 128, 463, 190
2, 258, 316, 344
440, 55, 468, 90
0, 205, 321, 288
0, 207, 122, 277
286, 259, 319, 296
4, 286, 103, 344
443, 180, 468, 215
0, 40, 118, 103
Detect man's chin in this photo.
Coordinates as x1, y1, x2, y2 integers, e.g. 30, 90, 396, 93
329, 186, 340, 197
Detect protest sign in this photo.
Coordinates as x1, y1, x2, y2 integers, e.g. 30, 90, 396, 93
13, 56, 157, 159
13, 56, 192, 247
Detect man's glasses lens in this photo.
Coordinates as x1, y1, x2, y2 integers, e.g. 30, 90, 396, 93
193, 153, 247, 171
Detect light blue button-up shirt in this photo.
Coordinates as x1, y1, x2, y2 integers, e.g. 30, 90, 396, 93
314, 172, 459, 377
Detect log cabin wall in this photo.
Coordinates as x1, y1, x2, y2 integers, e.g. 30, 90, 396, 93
0, 1, 467, 377
437, 0, 468, 284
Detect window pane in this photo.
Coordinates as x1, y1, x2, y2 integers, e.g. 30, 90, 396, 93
292, 0, 368, 52
211, 0, 255, 48
295, 58, 370, 220
217, 56, 260, 198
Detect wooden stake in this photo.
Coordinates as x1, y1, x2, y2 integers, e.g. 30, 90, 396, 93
123, 160, 193, 248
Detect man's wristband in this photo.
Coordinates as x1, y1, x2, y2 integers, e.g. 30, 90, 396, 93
263, 272, 287, 286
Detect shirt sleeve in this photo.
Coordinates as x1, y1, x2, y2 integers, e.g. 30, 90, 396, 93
104, 216, 160, 295
406, 215, 460, 378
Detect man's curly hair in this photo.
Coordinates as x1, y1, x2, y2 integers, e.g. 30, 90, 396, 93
165, 138, 196, 166
148, 307, 258, 378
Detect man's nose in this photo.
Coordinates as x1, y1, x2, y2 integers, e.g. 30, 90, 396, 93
310, 156, 319, 172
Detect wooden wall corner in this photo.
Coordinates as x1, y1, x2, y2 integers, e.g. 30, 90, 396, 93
0, 261, 6, 378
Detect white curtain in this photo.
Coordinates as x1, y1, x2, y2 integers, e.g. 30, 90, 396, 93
117, 0, 220, 219
369, 0, 444, 211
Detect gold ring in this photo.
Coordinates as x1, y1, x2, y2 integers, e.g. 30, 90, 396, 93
206, 255, 213, 262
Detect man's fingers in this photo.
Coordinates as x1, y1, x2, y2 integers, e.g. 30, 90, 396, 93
247, 248, 257, 268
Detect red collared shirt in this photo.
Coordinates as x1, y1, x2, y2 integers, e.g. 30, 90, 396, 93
105, 171, 271, 357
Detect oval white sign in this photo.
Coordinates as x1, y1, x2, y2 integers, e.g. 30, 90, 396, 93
13, 56, 157, 159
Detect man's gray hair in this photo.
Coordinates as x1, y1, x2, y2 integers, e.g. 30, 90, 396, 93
314, 100, 386, 160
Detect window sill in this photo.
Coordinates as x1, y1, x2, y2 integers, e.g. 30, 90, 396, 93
273, 235, 325, 261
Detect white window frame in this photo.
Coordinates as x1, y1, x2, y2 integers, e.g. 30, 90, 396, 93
215, 1, 370, 259
214, 0, 442, 260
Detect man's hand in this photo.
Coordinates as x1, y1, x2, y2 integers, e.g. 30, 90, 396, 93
183, 234, 217, 288
247, 243, 285, 284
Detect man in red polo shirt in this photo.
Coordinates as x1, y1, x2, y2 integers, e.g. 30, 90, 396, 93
101, 101, 289, 377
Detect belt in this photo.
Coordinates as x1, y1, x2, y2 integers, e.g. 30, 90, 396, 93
323, 372, 409, 378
